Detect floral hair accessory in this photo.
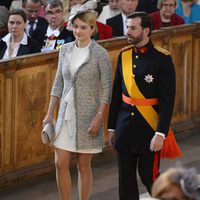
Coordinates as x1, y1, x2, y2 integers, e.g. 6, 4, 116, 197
67, 0, 98, 30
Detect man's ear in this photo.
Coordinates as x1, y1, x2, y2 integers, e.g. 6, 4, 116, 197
144, 27, 150, 37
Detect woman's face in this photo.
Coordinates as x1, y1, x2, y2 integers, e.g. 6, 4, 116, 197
8, 15, 26, 38
160, 0, 176, 20
72, 17, 94, 43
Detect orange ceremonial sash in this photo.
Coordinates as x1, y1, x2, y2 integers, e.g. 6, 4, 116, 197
121, 48, 182, 159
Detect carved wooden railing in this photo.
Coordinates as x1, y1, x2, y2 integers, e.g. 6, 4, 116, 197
0, 23, 200, 190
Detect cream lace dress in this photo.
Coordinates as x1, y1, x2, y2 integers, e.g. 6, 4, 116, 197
54, 41, 102, 153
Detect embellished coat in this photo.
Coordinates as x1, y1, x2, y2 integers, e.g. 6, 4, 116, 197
51, 40, 112, 150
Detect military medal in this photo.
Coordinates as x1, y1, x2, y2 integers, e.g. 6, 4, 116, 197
144, 74, 154, 83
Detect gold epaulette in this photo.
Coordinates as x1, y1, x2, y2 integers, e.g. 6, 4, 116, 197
154, 44, 170, 55
121, 44, 134, 52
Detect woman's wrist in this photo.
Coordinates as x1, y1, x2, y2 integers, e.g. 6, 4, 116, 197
97, 111, 103, 120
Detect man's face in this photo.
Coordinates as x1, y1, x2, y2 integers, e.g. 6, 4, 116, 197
160, 0, 176, 20
126, 17, 144, 45
118, 0, 138, 16
109, 0, 120, 10
23, 0, 42, 21
45, 5, 63, 29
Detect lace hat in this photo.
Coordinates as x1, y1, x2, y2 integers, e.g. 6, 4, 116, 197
67, 0, 98, 30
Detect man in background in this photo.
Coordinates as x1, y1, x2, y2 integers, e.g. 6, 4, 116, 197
36, 0, 74, 51
106, 0, 138, 37
98, 0, 120, 24
22, 0, 48, 38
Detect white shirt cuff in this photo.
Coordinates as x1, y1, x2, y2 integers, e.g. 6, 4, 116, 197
155, 132, 165, 139
108, 129, 115, 132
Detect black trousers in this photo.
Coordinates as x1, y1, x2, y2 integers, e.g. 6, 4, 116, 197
117, 151, 160, 200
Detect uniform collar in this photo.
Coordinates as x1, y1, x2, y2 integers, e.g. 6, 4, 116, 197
133, 41, 153, 54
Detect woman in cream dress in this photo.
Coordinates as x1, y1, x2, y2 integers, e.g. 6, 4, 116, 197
43, 1, 112, 199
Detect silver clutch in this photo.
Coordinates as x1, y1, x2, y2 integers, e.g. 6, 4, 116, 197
41, 122, 56, 146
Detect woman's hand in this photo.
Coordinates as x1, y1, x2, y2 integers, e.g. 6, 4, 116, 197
87, 113, 103, 135
43, 115, 54, 127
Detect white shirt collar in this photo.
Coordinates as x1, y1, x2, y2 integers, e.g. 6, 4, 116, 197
27, 18, 38, 24
46, 26, 60, 37
2, 32, 28, 46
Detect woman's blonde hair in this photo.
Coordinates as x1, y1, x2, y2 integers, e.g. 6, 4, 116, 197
152, 167, 200, 200
152, 168, 181, 198
72, 11, 98, 36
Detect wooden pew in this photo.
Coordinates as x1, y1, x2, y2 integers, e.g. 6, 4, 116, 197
0, 23, 200, 190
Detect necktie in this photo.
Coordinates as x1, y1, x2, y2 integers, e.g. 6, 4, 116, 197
29, 21, 35, 37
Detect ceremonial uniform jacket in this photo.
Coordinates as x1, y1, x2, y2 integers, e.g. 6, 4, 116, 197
108, 41, 176, 153
33, 23, 75, 49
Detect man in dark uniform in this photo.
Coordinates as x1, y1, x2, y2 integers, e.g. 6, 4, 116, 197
107, 12, 178, 200
35, 0, 74, 51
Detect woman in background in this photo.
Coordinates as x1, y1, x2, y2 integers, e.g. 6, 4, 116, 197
150, 0, 185, 30
0, 9, 41, 60
152, 167, 200, 200
175, 0, 200, 23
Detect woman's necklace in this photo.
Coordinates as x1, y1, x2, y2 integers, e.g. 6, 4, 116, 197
9, 41, 19, 57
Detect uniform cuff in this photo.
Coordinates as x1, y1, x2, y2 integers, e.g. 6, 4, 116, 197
155, 132, 165, 139
108, 129, 115, 132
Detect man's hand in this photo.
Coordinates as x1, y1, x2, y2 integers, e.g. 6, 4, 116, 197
108, 131, 115, 147
150, 134, 165, 152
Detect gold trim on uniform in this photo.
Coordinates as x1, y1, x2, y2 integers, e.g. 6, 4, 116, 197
154, 44, 170, 55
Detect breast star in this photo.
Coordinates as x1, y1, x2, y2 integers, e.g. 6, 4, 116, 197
144, 74, 154, 83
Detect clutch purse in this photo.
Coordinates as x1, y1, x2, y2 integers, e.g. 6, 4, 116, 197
41, 121, 56, 146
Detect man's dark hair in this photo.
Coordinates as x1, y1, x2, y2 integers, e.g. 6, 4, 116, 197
8, 9, 27, 23
44, 0, 63, 10
127, 11, 153, 36
22, 0, 43, 6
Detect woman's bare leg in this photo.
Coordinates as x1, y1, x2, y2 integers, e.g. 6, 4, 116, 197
55, 148, 72, 200
77, 153, 93, 200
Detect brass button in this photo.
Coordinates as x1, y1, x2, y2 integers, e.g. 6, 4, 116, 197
131, 112, 134, 116
133, 64, 136, 68
132, 74, 135, 78
135, 55, 139, 59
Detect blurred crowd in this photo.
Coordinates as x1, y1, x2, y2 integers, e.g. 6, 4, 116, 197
0, 0, 200, 59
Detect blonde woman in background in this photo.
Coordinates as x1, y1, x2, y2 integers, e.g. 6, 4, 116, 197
152, 167, 200, 200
